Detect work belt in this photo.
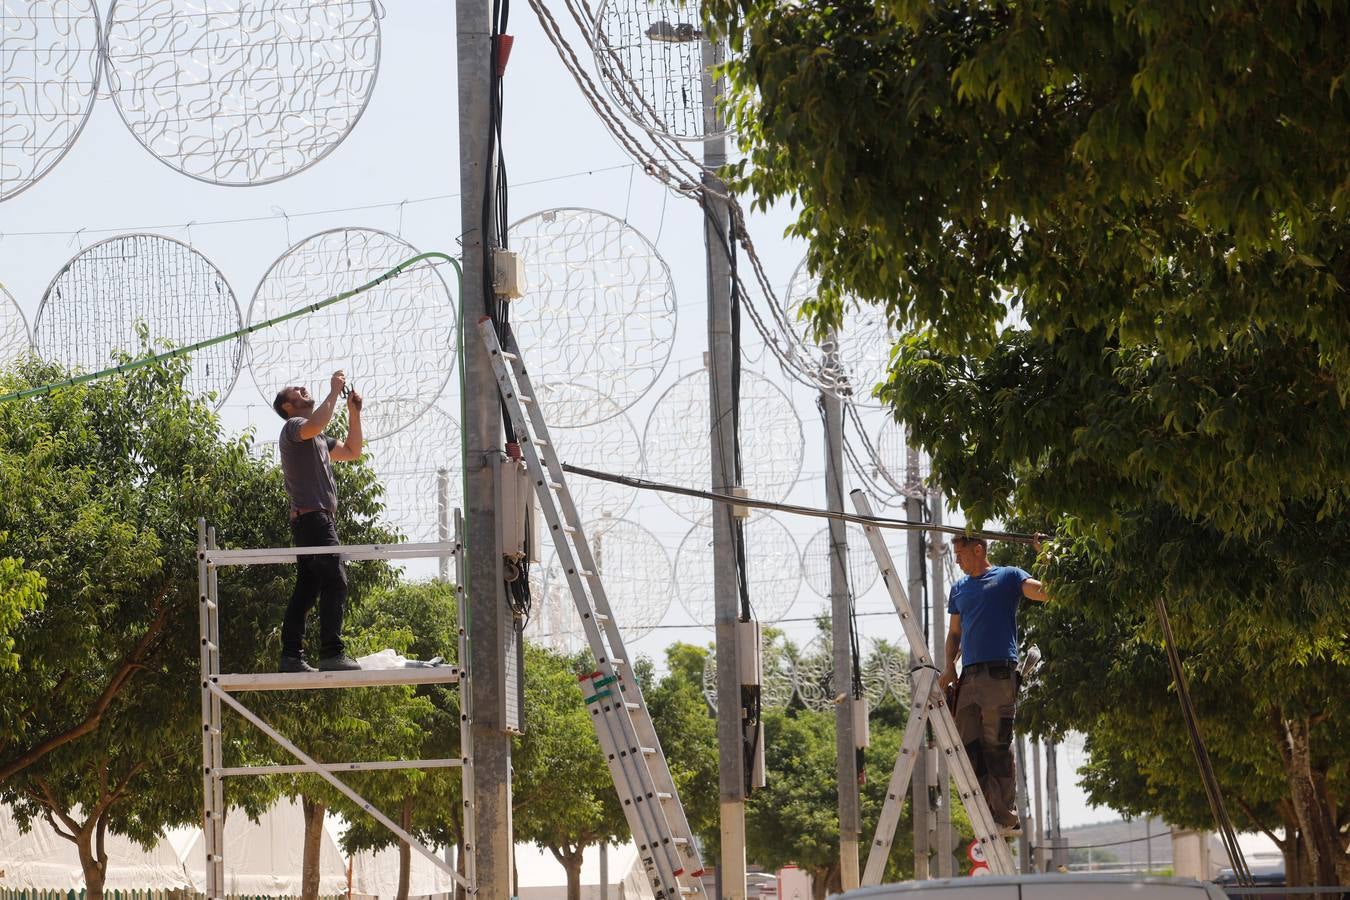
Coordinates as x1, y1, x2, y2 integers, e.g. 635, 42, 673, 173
964, 659, 1017, 675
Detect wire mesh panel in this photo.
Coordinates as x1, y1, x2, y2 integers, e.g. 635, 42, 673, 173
643, 367, 804, 523
508, 208, 676, 426
0, 1, 101, 202
0, 282, 31, 366
542, 516, 672, 643
593, 0, 729, 142
791, 633, 896, 713
702, 643, 796, 712
362, 402, 461, 544
674, 512, 801, 628
801, 524, 880, 600
33, 234, 242, 404
104, 0, 381, 185
786, 257, 897, 407
246, 228, 456, 440
525, 559, 586, 654
545, 385, 643, 522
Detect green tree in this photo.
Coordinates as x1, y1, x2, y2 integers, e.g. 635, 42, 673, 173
703, 0, 1350, 885
640, 643, 719, 848
337, 579, 467, 900
513, 642, 627, 900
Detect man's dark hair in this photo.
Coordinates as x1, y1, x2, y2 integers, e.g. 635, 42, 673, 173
273, 388, 292, 420
953, 534, 988, 551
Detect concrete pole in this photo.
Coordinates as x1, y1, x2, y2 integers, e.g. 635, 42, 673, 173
1032, 742, 1046, 872
906, 447, 930, 878
929, 491, 953, 877
455, 0, 512, 892
1015, 735, 1034, 872
702, 35, 747, 900
823, 382, 860, 890
1046, 740, 1065, 871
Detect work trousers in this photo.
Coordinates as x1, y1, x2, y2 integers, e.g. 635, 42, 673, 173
282, 510, 347, 660
953, 664, 1020, 826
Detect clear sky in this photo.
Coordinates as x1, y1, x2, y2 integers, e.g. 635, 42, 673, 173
0, 0, 1114, 829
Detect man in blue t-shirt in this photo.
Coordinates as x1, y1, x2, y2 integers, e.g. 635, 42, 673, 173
938, 534, 1048, 835
272, 370, 364, 673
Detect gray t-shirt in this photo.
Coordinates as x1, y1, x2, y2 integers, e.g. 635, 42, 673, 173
279, 417, 338, 517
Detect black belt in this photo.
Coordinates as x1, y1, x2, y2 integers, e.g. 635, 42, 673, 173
965, 659, 1017, 673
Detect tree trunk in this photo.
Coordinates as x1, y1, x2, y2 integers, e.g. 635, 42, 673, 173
75, 823, 107, 900
396, 796, 413, 900
562, 849, 583, 900
301, 795, 326, 900
1276, 716, 1342, 887
810, 861, 839, 900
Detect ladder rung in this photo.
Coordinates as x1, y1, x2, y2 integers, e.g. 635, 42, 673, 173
502, 351, 518, 361
640, 746, 655, 755
548, 481, 564, 491
592, 612, 610, 622
625, 701, 641, 710
518, 395, 534, 405
656, 791, 672, 800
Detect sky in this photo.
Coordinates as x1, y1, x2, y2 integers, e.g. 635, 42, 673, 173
0, 0, 1117, 829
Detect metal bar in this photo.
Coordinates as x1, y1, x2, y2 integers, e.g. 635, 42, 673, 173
211, 667, 462, 691
206, 527, 225, 898
208, 684, 471, 892
197, 520, 221, 900
216, 759, 464, 777
454, 509, 477, 893
205, 541, 457, 566
931, 491, 954, 877
907, 466, 931, 879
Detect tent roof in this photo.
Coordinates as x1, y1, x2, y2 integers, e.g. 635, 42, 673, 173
0, 807, 191, 891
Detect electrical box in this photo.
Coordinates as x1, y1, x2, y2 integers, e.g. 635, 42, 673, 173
493, 248, 526, 299
502, 613, 525, 734
498, 455, 538, 568
854, 695, 870, 749
737, 619, 761, 687
730, 485, 751, 520
749, 717, 766, 789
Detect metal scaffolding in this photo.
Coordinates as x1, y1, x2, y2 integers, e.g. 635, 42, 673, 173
197, 517, 476, 898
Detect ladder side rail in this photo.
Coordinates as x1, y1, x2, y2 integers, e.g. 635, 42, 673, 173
861, 668, 938, 885
206, 528, 226, 898
216, 759, 466, 777
504, 330, 704, 883
208, 684, 472, 892
850, 491, 935, 666
197, 521, 222, 900
927, 688, 1017, 874
454, 509, 477, 894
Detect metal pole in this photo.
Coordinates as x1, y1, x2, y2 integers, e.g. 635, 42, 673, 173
702, 33, 747, 898
1015, 735, 1033, 872
907, 447, 930, 878
600, 842, 609, 900
456, 0, 512, 888
823, 382, 860, 890
929, 491, 953, 877
437, 469, 450, 582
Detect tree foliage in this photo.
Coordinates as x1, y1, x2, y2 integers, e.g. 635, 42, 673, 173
705, 0, 1350, 885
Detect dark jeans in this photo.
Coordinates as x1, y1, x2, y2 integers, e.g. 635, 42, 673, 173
283, 510, 347, 660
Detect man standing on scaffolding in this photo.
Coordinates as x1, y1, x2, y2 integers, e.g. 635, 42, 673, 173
938, 535, 1048, 836
272, 370, 364, 673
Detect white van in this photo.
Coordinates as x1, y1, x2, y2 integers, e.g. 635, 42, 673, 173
833, 874, 1231, 900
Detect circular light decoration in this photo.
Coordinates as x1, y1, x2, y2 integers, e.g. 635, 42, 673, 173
801, 525, 880, 600
524, 560, 587, 655
546, 386, 643, 522
674, 513, 801, 627
246, 228, 456, 440
860, 638, 910, 707
34, 234, 242, 404
873, 414, 929, 498
786, 257, 896, 406
507, 209, 676, 426
104, 0, 381, 185
545, 517, 672, 643
363, 403, 462, 544
0, 1, 101, 202
594, 0, 730, 142
644, 367, 804, 523
791, 633, 892, 713
701, 644, 795, 712
0, 282, 32, 365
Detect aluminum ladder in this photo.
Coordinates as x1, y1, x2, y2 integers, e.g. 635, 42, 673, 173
851, 490, 1017, 882
479, 317, 708, 899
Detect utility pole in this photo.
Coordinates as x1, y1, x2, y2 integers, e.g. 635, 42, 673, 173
1046, 740, 1065, 871
702, 34, 747, 900
1032, 742, 1046, 872
823, 363, 859, 890
929, 490, 954, 876
1016, 734, 1034, 872
456, 0, 512, 891
907, 446, 931, 878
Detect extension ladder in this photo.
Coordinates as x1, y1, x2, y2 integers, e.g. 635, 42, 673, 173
479, 318, 708, 899
850, 490, 1017, 882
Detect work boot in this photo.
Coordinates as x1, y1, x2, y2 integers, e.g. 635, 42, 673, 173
279, 655, 317, 673
997, 819, 1023, 838
318, 654, 361, 671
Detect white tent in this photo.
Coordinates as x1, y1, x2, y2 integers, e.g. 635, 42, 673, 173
348, 843, 458, 900
183, 798, 348, 897
514, 842, 656, 900
0, 806, 192, 891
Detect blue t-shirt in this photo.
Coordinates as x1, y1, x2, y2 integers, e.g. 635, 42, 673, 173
947, 565, 1031, 666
